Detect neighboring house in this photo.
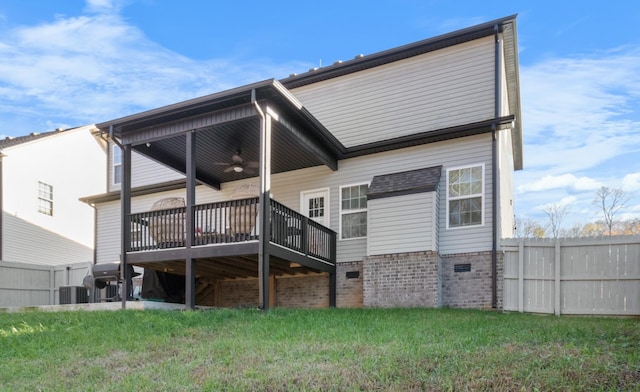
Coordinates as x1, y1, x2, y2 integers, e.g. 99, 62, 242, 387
82, 15, 522, 310
0, 124, 106, 266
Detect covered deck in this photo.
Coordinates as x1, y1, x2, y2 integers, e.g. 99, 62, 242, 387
98, 79, 345, 309
127, 197, 336, 305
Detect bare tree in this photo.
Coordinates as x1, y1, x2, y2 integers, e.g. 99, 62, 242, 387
593, 186, 630, 236
514, 217, 546, 238
561, 222, 584, 238
543, 202, 569, 238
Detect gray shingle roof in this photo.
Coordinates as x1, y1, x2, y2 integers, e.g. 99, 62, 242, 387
0, 128, 68, 150
368, 166, 442, 200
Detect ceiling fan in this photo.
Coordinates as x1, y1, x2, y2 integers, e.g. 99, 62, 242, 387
214, 150, 259, 174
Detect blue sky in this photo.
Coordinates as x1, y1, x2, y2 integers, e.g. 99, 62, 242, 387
1, 0, 639, 231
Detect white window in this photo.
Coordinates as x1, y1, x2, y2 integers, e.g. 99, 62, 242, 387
340, 183, 368, 239
37, 181, 53, 216
447, 164, 484, 228
112, 145, 122, 185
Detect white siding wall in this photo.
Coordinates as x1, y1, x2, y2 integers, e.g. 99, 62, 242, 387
437, 136, 493, 254
497, 43, 516, 239
2, 127, 105, 265
368, 192, 437, 256
96, 133, 493, 263
95, 200, 120, 263
498, 128, 515, 239
291, 36, 495, 147
108, 141, 185, 193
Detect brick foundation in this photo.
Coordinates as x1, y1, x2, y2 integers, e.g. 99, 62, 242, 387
363, 251, 440, 308
276, 274, 329, 308
440, 251, 502, 309
200, 251, 503, 309
215, 273, 330, 308
336, 261, 363, 308
217, 279, 259, 308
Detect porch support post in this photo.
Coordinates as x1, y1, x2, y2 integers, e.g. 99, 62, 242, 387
329, 271, 336, 307
329, 231, 337, 307
256, 99, 272, 310
185, 130, 196, 309
120, 142, 132, 309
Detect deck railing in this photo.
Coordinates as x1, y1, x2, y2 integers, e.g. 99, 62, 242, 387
128, 197, 336, 263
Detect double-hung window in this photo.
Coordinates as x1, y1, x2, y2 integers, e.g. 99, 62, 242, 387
340, 183, 368, 239
447, 165, 484, 228
112, 145, 122, 185
37, 181, 53, 216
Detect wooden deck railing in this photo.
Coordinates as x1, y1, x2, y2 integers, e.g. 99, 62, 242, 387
127, 197, 336, 264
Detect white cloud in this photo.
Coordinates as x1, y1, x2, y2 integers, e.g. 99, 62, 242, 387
517, 174, 601, 193
520, 48, 640, 174
0, 1, 309, 134
539, 195, 576, 211
622, 172, 640, 192
84, 0, 124, 14
515, 47, 640, 226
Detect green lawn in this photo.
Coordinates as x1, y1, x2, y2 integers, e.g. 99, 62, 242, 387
0, 308, 638, 391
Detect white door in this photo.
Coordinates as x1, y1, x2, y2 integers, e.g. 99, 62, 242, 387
301, 189, 330, 227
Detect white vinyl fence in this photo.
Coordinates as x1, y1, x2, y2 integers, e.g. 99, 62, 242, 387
0, 261, 90, 307
502, 236, 640, 316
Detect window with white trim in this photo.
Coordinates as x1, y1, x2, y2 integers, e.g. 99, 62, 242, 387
340, 183, 368, 239
37, 181, 53, 216
447, 165, 484, 228
112, 145, 122, 185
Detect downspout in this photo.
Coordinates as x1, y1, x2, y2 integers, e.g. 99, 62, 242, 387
491, 24, 502, 309
92, 129, 113, 267
98, 129, 111, 197
91, 205, 97, 265
109, 124, 131, 308
108, 125, 124, 149
252, 89, 271, 310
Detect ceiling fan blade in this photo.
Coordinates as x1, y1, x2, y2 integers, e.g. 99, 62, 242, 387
223, 166, 235, 173
246, 161, 260, 168
213, 162, 231, 166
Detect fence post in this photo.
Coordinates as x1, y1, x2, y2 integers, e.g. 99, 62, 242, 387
554, 239, 561, 316
49, 266, 55, 305
518, 239, 524, 313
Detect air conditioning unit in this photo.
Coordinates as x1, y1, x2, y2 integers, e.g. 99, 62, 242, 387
59, 286, 89, 304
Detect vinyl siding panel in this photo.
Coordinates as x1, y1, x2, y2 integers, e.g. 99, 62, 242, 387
291, 36, 495, 147
108, 141, 184, 193
368, 192, 436, 256
95, 201, 121, 263
1, 126, 105, 265
3, 212, 93, 265
497, 46, 516, 239
96, 134, 493, 263
438, 136, 493, 253
270, 133, 493, 259
498, 128, 515, 239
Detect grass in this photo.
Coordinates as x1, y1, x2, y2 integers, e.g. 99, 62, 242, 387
0, 308, 638, 391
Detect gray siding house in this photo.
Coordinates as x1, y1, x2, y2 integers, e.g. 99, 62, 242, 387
83, 15, 522, 309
